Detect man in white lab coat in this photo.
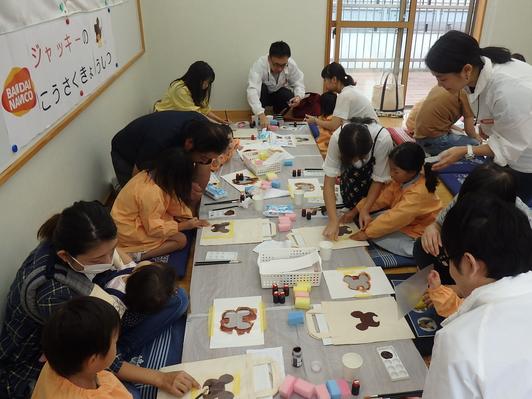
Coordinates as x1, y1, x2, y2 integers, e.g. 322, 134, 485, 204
247, 41, 305, 128
423, 194, 532, 398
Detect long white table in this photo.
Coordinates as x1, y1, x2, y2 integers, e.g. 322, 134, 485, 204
183, 126, 427, 397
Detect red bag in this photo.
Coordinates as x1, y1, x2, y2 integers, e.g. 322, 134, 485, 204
291, 92, 321, 119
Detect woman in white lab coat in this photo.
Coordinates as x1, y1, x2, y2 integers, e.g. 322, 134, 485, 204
426, 30, 532, 203
423, 194, 532, 398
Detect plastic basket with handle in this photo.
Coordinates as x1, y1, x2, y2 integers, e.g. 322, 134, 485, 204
242, 150, 282, 175
258, 247, 322, 288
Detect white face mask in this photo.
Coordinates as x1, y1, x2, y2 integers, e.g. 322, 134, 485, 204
69, 249, 117, 276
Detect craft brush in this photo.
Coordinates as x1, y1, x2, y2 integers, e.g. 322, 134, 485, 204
194, 260, 242, 266
364, 390, 423, 398
211, 205, 239, 211
204, 199, 239, 206
304, 168, 324, 171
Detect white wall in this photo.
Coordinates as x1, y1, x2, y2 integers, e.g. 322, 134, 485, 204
140, 0, 327, 110
481, 0, 532, 62
0, 57, 151, 318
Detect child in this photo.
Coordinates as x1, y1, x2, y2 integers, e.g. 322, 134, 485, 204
154, 61, 227, 124
350, 142, 442, 257
315, 91, 337, 158
31, 296, 131, 398
209, 124, 240, 172
111, 147, 209, 260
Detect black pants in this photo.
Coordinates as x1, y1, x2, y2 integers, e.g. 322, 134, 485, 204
260, 84, 293, 114
510, 168, 532, 205
111, 149, 134, 188
412, 238, 454, 285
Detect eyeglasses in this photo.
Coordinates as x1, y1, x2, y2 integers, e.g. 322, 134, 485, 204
437, 251, 450, 268
272, 62, 288, 69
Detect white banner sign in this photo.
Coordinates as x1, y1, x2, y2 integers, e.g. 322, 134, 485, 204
0, 0, 126, 35
0, 8, 119, 151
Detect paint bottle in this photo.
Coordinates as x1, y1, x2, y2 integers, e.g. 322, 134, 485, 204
283, 284, 290, 297
292, 346, 303, 367
279, 291, 286, 304
272, 283, 278, 294
301, 208, 307, 217
273, 291, 280, 304
351, 380, 360, 396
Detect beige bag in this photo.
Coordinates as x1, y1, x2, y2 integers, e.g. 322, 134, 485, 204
371, 72, 405, 112
305, 297, 414, 345
158, 354, 280, 399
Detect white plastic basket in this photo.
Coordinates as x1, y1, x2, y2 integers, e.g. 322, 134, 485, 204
258, 247, 322, 288
242, 150, 282, 175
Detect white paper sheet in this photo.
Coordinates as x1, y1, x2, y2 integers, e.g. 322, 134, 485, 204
253, 240, 292, 254
323, 267, 395, 299
288, 224, 369, 250
395, 265, 434, 318
258, 251, 321, 274
210, 296, 264, 349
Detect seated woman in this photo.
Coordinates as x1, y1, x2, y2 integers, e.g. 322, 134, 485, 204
322, 118, 394, 240
111, 148, 209, 261
350, 143, 442, 257
0, 201, 195, 399
154, 61, 227, 124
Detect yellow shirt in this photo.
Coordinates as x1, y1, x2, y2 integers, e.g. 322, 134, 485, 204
357, 176, 442, 239
31, 363, 132, 399
154, 80, 211, 114
111, 171, 193, 252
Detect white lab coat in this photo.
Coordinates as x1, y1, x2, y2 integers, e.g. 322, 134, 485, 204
246, 55, 305, 116
466, 57, 532, 173
423, 270, 532, 399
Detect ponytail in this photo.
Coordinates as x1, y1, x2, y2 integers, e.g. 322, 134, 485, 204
423, 163, 439, 193
338, 123, 372, 167
37, 214, 61, 241
350, 116, 376, 125
480, 46, 512, 64
426, 30, 512, 74
321, 62, 355, 86
37, 201, 117, 256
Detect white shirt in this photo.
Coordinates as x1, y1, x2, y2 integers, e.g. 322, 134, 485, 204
423, 271, 532, 399
247, 55, 305, 116
466, 57, 532, 173
332, 85, 378, 121
323, 122, 393, 182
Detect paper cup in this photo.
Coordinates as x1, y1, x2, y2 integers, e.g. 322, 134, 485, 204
319, 241, 333, 261
294, 189, 304, 206
342, 352, 363, 381
253, 194, 264, 212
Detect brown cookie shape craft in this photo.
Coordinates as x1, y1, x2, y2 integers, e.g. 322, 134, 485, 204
294, 182, 316, 192
338, 225, 353, 237
202, 374, 235, 399
343, 272, 371, 292
232, 176, 258, 185
220, 307, 257, 335
211, 222, 231, 233
350, 310, 380, 331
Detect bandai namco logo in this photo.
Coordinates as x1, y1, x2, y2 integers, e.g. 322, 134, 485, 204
1, 67, 37, 117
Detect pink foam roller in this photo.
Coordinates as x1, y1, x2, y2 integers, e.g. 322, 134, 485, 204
295, 290, 310, 297
278, 222, 292, 232
335, 379, 350, 399
254, 159, 263, 166
269, 125, 279, 131
315, 384, 331, 399
279, 216, 291, 224
294, 378, 316, 399
286, 213, 297, 221
279, 375, 297, 399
